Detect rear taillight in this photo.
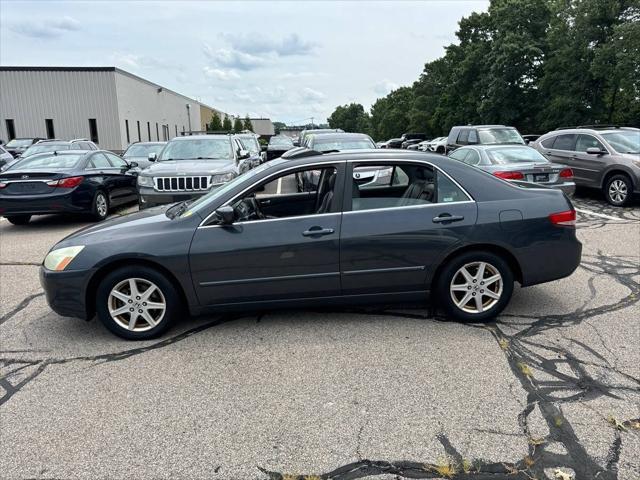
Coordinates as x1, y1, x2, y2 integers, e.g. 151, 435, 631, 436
549, 210, 576, 226
559, 168, 573, 179
47, 176, 84, 188
494, 171, 525, 180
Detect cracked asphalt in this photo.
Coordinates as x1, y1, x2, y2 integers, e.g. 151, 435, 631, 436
1, 189, 639, 480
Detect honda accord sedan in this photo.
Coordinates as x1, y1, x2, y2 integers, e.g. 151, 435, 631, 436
40, 150, 582, 339
0, 150, 139, 224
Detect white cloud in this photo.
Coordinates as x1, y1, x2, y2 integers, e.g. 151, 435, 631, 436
373, 79, 399, 95
12, 15, 80, 39
203, 67, 241, 81
222, 33, 317, 57
203, 44, 266, 71
300, 87, 326, 102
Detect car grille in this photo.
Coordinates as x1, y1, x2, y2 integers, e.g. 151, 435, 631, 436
154, 176, 211, 192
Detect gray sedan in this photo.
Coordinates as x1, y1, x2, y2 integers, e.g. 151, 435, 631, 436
449, 145, 575, 196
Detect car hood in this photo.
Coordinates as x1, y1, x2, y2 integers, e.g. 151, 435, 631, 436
141, 159, 235, 175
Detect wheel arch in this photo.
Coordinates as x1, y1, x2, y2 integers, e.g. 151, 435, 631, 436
600, 168, 635, 190
429, 243, 523, 292
85, 258, 189, 319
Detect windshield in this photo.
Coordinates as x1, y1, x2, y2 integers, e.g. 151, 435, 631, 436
601, 131, 640, 154
159, 138, 232, 161
478, 128, 524, 145
6, 139, 33, 148
486, 147, 548, 164
270, 136, 294, 147
124, 143, 165, 157
314, 139, 375, 152
180, 161, 276, 218
239, 137, 260, 154
7, 154, 84, 170
22, 144, 70, 157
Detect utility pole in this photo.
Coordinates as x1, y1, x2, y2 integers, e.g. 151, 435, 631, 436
310, 117, 314, 127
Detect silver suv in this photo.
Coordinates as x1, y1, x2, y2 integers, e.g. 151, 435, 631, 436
532, 126, 639, 206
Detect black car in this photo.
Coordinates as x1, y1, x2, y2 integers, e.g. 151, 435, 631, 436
4, 137, 44, 157
446, 125, 525, 153
0, 150, 139, 225
401, 139, 424, 149
40, 149, 581, 340
122, 141, 166, 169
386, 138, 404, 149
266, 135, 295, 161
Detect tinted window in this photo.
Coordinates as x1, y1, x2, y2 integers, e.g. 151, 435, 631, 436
468, 130, 478, 144
10, 154, 84, 170
437, 171, 469, 203
540, 137, 555, 148
457, 130, 470, 145
575, 135, 605, 152
88, 153, 112, 169
552, 134, 577, 151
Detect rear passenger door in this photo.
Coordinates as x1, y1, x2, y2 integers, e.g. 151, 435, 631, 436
541, 134, 576, 168
339, 160, 477, 295
573, 134, 608, 187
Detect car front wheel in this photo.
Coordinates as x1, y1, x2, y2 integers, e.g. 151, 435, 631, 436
436, 251, 514, 322
604, 174, 632, 207
96, 266, 181, 340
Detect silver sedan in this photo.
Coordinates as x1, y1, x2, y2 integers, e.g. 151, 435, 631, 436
448, 145, 576, 196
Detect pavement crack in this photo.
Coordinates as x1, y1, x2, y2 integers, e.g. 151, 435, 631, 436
0, 292, 45, 326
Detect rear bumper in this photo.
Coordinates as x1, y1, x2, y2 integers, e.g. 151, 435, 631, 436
0, 191, 87, 216
519, 232, 582, 287
40, 266, 95, 319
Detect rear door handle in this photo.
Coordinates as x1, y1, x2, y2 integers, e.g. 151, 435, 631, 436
433, 214, 464, 224
302, 227, 335, 237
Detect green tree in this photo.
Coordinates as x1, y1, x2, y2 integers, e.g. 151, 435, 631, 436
233, 117, 244, 132
208, 113, 222, 132
327, 103, 371, 134
243, 115, 253, 131
273, 121, 287, 134
222, 115, 233, 132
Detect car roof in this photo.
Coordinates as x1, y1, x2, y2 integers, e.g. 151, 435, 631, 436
459, 144, 534, 150
283, 148, 460, 166
129, 141, 166, 145
547, 128, 638, 135
311, 133, 373, 141
170, 134, 230, 141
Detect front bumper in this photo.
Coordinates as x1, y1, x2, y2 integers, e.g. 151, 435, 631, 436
40, 266, 95, 319
137, 188, 208, 209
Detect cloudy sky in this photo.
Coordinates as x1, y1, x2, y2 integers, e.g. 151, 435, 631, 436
1, 1, 488, 124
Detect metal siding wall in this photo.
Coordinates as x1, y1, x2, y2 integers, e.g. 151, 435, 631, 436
0, 70, 121, 150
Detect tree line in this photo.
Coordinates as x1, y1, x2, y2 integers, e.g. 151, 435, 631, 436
207, 114, 253, 133
327, 0, 640, 140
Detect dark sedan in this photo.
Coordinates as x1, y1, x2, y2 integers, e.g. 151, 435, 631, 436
122, 141, 166, 169
0, 150, 139, 225
40, 150, 581, 340
4, 137, 43, 157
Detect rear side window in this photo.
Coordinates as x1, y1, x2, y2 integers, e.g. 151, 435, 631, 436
449, 149, 469, 162
88, 153, 112, 169
575, 135, 605, 152
463, 150, 481, 165
552, 134, 577, 151
104, 152, 128, 168
540, 137, 556, 148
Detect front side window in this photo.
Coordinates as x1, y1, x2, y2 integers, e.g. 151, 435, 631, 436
350, 163, 468, 212
225, 166, 338, 223
575, 135, 605, 152
239, 136, 260, 154
601, 131, 640, 154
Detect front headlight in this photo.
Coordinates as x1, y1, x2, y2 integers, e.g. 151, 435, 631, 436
43, 246, 85, 271
211, 172, 235, 184
137, 175, 154, 187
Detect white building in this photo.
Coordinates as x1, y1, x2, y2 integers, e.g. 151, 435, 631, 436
0, 67, 224, 151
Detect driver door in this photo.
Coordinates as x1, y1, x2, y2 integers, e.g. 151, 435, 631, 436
189, 162, 345, 306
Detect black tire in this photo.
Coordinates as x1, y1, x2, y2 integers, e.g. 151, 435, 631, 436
91, 190, 109, 221
435, 250, 514, 323
604, 174, 633, 207
436, 146, 445, 154
6, 215, 32, 225
95, 265, 182, 340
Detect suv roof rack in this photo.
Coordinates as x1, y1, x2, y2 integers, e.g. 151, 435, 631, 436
70, 138, 90, 142
555, 125, 627, 130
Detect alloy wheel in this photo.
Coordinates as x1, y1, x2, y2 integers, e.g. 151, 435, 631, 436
96, 193, 108, 217
608, 179, 628, 204
108, 278, 166, 332
449, 261, 503, 314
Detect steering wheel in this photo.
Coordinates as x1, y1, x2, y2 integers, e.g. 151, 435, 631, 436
247, 196, 266, 220
234, 196, 265, 222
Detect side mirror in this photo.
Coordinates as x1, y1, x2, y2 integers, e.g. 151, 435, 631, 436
238, 149, 250, 160
128, 161, 139, 168
148, 152, 157, 162
586, 147, 604, 155
215, 205, 235, 224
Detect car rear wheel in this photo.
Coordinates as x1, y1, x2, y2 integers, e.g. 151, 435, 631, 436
604, 174, 632, 207
91, 191, 109, 221
436, 251, 514, 322
436, 146, 445, 154
96, 266, 181, 340
6, 215, 32, 225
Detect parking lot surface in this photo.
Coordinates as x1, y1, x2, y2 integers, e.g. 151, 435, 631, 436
1, 192, 639, 480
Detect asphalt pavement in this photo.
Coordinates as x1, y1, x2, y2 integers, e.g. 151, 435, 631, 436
1, 190, 639, 480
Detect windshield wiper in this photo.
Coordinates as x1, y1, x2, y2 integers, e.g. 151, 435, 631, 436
195, 157, 222, 160
166, 200, 192, 219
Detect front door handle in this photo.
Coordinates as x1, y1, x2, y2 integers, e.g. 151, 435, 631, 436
302, 226, 335, 237
433, 214, 464, 224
